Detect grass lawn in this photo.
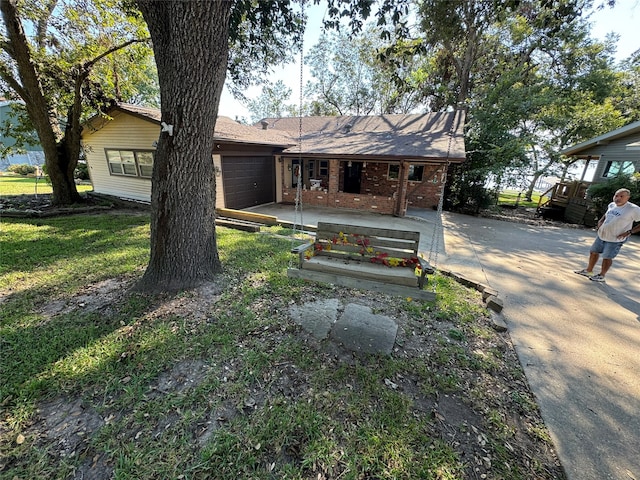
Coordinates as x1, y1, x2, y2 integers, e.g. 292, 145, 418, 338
497, 190, 541, 208
0, 212, 565, 479
0, 174, 93, 196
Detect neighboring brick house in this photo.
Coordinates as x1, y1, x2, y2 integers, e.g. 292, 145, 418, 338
261, 111, 466, 216
82, 104, 466, 216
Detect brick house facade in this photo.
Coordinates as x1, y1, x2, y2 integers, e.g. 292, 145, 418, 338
267, 111, 466, 216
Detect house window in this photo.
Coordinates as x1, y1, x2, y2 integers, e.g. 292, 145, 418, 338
408, 164, 424, 181
291, 158, 330, 188
106, 149, 154, 178
387, 163, 424, 181
602, 160, 635, 178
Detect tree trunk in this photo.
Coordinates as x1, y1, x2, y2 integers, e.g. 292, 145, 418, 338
134, 1, 231, 293
1, 0, 82, 206
525, 172, 541, 202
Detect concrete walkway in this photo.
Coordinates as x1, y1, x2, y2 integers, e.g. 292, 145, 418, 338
250, 203, 640, 480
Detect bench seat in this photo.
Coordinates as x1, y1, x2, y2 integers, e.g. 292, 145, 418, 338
287, 222, 435, 301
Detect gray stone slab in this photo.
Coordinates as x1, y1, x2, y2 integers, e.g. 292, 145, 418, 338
331, 303, 398, 355
288, 299, 340, 340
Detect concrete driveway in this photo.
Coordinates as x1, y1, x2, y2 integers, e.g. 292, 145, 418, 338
433, 210, 640, 480
251, 204, 640, 480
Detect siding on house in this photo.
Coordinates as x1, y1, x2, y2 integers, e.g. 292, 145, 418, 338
561, 121, 640, 183
82, 111, 158, 202
590, 131, 640, 180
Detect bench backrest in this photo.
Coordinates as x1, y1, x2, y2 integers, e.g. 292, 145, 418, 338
314, 222, 421, 265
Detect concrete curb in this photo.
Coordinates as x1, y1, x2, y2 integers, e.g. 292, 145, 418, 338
438, 268, 506, 331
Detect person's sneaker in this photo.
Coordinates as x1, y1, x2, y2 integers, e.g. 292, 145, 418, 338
590, 274, 606, 283
574, 269, 593, 277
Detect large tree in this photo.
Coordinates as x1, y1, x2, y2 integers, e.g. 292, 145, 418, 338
246, 80, 296, 123
0, 0, 152, 205
132, 1, 232, 292
132, 0, 409, 293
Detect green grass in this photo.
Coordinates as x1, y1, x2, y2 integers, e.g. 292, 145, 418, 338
497, 189, 541, 208
0, 174, 93, 196
0, 213, 563, 479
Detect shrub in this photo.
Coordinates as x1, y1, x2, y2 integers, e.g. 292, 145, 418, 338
587, 173, 640, 218
75, 162, 90, 180
7, 164, 36, 176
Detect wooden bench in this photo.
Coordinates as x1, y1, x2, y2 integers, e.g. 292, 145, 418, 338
287, 222, 436, 301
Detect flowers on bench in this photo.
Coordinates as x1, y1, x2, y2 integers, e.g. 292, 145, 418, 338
304, 231, 423, 272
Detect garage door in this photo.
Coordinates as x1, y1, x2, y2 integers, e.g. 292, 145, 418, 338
222, 156, 275, 209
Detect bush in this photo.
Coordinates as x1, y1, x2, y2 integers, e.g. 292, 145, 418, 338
75, 162, 89, 180
587, 174, 640, 218
7, 164, 36, 176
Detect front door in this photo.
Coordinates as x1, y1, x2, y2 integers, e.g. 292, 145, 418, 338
343, 161, 362, 194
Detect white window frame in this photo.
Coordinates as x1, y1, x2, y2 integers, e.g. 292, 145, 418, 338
106, 149, 154, 178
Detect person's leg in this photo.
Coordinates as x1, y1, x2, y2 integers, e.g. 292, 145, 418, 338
599, 258, 613, 276
578, 237, 603, 274
593, 241, 623, 280
587, 251, 599, 272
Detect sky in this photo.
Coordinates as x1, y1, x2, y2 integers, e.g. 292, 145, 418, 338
217, 1, 640, 120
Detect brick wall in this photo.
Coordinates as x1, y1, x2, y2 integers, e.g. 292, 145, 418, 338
281, 160, 447, 214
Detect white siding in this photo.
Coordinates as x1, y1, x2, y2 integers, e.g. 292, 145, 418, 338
82, 111, 158, 202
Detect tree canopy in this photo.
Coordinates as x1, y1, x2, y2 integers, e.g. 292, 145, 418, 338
0, 0, 154, 205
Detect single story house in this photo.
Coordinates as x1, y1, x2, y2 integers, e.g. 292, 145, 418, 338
261, 111, 466, 216
561, 120, 640, 182
81, 104, 466, 216
81, 103, 294, 209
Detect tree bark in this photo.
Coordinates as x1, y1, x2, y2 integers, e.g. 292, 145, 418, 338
134, 1, 231, 293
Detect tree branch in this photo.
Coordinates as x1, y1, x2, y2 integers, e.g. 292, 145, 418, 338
83, 37, 151, 71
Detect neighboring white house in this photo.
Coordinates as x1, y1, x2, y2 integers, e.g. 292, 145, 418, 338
561, 120, 640, 182
81, 104, 294, 209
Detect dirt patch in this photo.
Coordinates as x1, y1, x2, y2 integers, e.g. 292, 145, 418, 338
39, 278, 127, 319
479, 205, 590, 229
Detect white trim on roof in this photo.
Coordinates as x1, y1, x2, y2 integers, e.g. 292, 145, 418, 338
561, 120, 640, 156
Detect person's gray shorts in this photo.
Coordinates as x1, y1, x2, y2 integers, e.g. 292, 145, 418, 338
590, 236, 624, 259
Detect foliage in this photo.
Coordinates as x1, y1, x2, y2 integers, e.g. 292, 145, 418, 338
587, 173, 640, 217
245, 80, 297, 123
0, 0, 155, 205
7, 164, 36, 176
74, 162, 90, 180
306, 27, 388, 115
444, 164, 496, 213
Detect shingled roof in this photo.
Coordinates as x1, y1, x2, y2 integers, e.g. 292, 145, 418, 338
258, 111, 466, 162
85, 103, 295, 148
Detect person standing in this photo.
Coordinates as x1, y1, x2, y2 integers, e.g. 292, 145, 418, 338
575, 188, 640, 282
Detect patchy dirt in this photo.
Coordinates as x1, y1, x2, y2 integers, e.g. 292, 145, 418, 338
1, 277, 567, 479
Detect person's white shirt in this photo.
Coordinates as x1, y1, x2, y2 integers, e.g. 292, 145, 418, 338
598, 201, 640, 242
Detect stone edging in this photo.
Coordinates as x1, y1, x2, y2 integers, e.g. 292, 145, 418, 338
438, 268, 507, 332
